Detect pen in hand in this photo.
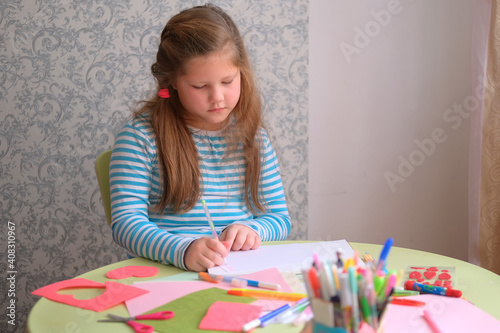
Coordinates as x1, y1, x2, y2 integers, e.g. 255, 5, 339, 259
201, 200, 228, 265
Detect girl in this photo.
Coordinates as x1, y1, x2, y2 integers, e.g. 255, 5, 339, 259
110, 4, 291, 272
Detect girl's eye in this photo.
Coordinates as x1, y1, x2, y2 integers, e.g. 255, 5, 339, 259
192, 85, 206, 89
222, 80, 233, 85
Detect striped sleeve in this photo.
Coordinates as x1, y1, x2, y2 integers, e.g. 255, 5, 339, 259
109, 117, 193, 270
231, 129, 291, 240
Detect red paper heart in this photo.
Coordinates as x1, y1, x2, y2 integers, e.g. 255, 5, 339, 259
32, 278, 149, 312
409, 271, 422, 279
424, 271, 436, 279
426, 267, 439, 271
438, 272, 451, 280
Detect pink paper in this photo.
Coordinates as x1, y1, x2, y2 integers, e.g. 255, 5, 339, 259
358, 322, 377, 333
126, 281, 220, 317
199, 301, 262, 331
106, 266, 159, 279
238, 267, 294, 311
126, 267, 292, 317
32, 278, 149, 312
382, 294, 500, 332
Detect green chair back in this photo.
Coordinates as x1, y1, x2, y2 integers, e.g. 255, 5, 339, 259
95, 150, 112, 225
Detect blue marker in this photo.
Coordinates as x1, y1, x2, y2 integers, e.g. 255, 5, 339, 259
273, 298, 310, 324
375, 238, 393, 272
242, 304, 291, 331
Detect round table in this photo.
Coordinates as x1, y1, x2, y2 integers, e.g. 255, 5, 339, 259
352, 243, 500, 320
26, 242, 500, 332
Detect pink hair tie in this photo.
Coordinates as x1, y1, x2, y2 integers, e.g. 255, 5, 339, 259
158, 88, 170, 98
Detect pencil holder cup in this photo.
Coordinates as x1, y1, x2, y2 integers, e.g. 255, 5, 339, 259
312, 321, 347, 333
310, 320, 382, 333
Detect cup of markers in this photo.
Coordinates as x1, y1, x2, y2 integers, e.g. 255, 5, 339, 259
304, 238, 395, 333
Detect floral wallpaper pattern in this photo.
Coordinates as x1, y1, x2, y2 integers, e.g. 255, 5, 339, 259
0, 0, 308, 331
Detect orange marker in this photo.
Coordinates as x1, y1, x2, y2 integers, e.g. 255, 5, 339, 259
308, 268, 321, 298
228, 289, 307, 302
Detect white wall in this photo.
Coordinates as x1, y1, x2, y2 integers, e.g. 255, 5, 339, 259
309, 0, 473, 261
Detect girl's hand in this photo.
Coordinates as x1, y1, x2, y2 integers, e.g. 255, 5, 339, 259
219, 224, 261, 251
184, 237, 229, 272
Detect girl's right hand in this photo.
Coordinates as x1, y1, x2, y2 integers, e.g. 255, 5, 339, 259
184, 237, 229, 272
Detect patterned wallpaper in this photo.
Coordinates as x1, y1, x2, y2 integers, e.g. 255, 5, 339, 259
0, 0, 308, 330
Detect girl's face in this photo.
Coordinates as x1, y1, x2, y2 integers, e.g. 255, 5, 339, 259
174, 47, 241, 131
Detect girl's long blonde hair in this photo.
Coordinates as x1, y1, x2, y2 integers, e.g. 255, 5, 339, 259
135, 4, 265, 214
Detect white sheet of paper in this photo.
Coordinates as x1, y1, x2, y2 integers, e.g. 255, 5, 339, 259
208, 239, 357, 275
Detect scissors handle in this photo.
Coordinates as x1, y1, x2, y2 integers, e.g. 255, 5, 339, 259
127, 320, 154, 333
135, 311, 174, 320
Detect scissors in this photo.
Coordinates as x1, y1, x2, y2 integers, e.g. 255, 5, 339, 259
98, 310, 174, 333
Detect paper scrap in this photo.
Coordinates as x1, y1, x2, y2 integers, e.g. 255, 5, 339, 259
126, 267, 292, 316
138, 287, 255, 333
32, 278, 149, 312
199, 301, 262, 331
383, 294, 500, 332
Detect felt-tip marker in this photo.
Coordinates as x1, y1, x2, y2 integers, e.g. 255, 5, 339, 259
198, 272, 281, 290
272, 298, 310, 324
242, 304, 291, 331
228, 289, 307, 302
392, 288, 420, 297
390, 298, 426, 307
422, 309, 443, 333
376, 238, 393, 272
348, 266, 360, 333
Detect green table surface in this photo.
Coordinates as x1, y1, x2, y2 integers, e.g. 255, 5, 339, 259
26, 241, 500, 333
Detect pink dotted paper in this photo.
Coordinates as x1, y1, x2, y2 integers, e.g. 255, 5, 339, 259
405, 266, 456, 289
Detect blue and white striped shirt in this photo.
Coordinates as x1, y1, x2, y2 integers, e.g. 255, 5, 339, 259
110, 114, 291, 270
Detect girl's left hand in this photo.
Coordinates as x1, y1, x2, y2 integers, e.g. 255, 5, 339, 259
219, 224, 261, 251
